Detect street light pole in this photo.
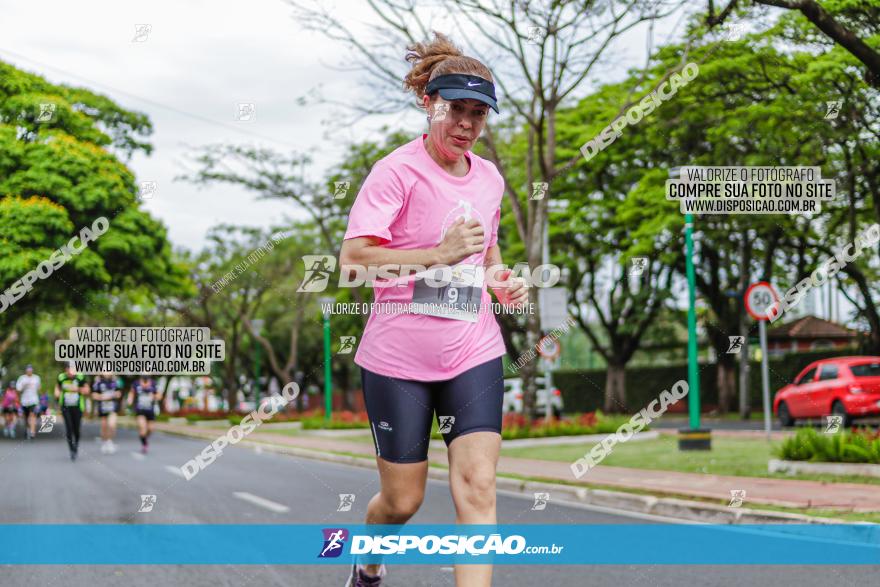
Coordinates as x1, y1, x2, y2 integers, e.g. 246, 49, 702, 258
672, 166, 711, 451
684, 212, 701, 431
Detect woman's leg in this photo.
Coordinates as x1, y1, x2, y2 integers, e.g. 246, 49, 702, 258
359, 368, 435, 575
137, 415, 147, 444
362, 457, 429, 574
448, 432, 501, 586
28, 410, 37, 437
434, 358, 504, 587
107, 412, 117, 440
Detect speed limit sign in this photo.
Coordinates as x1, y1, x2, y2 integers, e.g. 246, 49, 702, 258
744, 281, 779, 321
745, 280, 781, 440
537, 336, 562, 361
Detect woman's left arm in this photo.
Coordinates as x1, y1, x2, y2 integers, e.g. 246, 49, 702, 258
484, 244, 502, 272
484, 245, 528, 308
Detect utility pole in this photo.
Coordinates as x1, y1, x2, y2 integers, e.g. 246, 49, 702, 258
738, 235, 750, 419
672, 166, 710, 451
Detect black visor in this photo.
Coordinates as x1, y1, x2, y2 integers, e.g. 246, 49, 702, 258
425, 74, 499, 114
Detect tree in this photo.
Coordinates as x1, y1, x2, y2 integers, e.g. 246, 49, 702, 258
557, 13, 877, 411
706, 0, 880, 86
167, 226, 283, 409
0, 60, 187, 328
542, 71, 682, 411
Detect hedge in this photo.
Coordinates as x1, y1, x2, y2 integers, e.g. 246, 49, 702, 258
551, 348, 860, 414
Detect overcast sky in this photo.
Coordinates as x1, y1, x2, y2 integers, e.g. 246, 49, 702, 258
1, 0, 687, 252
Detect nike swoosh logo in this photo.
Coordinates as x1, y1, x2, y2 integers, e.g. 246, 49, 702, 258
467, 81, 481, 87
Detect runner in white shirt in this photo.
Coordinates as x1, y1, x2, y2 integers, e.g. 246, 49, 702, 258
16, 365, 41, 441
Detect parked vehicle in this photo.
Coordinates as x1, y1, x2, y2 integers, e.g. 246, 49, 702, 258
502, 377, 564, 418
773, 356, 880, 427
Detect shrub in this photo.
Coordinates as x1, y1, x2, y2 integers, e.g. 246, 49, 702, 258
776, 428, 880, 464
227, 410, 304, 425
300, 410, 370, 429
182, 410, 230, 422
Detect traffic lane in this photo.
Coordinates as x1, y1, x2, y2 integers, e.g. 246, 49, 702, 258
1, 421, 655, 525
2, 425, 877, 585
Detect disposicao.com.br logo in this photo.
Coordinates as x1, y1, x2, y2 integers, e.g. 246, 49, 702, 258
317, 527, 563, 559
318, 528, 349, 558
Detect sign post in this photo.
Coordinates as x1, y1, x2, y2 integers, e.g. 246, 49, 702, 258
539, 287, 568, 421
745, 282, 779, 440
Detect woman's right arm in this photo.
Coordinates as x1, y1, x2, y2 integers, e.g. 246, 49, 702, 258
340, 218, 484, 274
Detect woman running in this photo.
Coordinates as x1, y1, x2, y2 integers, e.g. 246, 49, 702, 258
55, 363, 89, 460
339, 32, 527, 587
92, 372, 121, 454
16, 365, 41, 441
128, 375, 161, 454
2, 384, 20, 438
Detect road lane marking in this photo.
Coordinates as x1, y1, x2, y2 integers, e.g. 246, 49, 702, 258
130, 452, 145, 461
233, 492, 290, 513
164, 465, 186, 478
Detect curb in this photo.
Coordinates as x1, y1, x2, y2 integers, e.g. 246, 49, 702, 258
152, 424, 849, 526
769, 458, 880, 479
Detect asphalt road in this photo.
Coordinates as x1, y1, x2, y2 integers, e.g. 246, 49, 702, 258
0, 419, 875, 586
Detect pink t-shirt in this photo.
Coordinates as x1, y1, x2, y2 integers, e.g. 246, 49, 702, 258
343, 134, 507, 381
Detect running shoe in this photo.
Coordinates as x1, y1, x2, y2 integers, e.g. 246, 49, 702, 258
344, 563, 386, 586
106, 440, 117, 454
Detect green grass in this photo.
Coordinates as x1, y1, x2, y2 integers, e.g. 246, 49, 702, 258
500, 435, 880, 486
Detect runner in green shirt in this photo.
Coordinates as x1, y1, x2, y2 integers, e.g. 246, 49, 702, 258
54, 363, 89, 461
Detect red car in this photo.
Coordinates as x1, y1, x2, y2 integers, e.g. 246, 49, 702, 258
773, 356, 880, 427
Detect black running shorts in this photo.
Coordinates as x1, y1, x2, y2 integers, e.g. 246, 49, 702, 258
135, 408, 156, 421
361, 357, 504, 463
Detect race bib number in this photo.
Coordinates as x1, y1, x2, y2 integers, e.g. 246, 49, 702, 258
102, 400, 116, 412
63, 393, 80, 407
137, 394, 154, 410
410, 264, 483, 322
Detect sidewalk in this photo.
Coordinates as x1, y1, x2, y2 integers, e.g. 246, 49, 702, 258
154, 422, 880, 513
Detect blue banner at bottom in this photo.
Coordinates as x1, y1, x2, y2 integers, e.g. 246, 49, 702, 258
2, 524, 878, 565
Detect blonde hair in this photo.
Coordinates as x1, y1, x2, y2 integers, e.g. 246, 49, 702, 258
403, 32, 493, 111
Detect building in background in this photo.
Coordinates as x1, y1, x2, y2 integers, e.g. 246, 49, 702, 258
766, 315, 860, 358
